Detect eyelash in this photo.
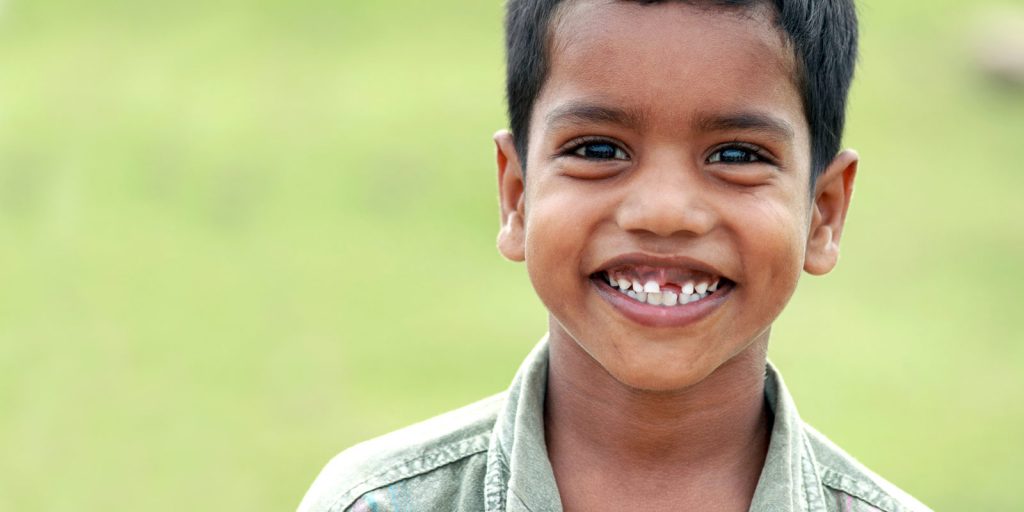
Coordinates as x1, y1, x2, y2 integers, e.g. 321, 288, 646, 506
560, 138, 776, 166
562, 137, 630, 161
707, 142, 774, 165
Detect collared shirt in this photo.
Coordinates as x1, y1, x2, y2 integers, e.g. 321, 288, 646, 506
299, 338, 931, 512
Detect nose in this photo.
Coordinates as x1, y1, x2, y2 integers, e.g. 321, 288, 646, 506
615, 159, 716, 238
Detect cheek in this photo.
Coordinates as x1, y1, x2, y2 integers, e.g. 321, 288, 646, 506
734, 193, 809, 307
761, 200, 808, 263
522, 175, 608, 254
521, 186, 592, 306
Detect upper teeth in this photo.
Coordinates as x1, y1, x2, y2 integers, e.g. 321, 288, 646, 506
606, 274, 721, 307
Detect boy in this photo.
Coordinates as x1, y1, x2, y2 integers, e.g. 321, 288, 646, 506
300, 1, 931, 510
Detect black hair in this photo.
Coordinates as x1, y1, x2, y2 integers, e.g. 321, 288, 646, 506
504, 0, 858, 182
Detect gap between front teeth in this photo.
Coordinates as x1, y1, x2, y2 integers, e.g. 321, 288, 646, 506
606, 275, 720, 307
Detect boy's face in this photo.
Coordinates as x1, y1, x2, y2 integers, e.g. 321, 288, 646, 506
496, 0, 857, 391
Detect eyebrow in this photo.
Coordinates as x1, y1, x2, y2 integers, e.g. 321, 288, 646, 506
695, 111, 795, 142
544, 102, 796, 143
545, 101, 648, 130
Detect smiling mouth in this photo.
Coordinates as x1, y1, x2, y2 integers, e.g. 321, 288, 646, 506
590, 265, 734, 308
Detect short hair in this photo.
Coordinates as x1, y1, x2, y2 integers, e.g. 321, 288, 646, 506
504, 0, 859, 182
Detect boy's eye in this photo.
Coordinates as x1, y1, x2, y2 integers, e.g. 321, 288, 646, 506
572, 142, 629, 161
707, 146, 764, 164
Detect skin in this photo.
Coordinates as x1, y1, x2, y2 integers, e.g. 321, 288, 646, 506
494, 1, 857, 510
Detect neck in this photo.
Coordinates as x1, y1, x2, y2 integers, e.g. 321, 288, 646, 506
544, 327, 772, 488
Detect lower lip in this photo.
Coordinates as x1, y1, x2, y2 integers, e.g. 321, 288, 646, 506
591, 276, 732, 328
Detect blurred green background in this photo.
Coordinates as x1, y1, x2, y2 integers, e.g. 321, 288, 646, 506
1, 0, 1022, 510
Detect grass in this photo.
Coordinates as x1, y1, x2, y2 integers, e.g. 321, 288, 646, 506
0, 0, 1021, 510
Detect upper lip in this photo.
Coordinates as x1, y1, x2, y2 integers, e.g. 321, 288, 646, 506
592, 252, 731, 282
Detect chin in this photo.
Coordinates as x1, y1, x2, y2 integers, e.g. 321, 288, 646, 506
604, 353, 720, 393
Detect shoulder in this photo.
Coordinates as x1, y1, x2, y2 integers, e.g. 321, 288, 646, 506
802, 423, 933, 512
297, 393, 505, 512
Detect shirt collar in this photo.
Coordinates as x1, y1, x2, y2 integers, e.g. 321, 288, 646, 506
750, 363, 830, 511
485, 336, 561, 512
484, 336, 829, 512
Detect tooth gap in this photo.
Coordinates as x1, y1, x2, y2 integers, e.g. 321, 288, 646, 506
603, 272, 728, 303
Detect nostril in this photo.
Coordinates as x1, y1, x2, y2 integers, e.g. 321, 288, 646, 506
616, 194, 716, 238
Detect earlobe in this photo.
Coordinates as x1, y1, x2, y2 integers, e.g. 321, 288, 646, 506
495, 130, 526, 262
804, 150, 858, 275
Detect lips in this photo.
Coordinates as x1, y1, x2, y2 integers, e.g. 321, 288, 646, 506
588, 253, 735, 327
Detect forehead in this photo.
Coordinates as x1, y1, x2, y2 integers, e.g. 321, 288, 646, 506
536, 0, 807, 145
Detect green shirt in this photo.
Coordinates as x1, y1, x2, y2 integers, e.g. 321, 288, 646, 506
299, 338, 931, 512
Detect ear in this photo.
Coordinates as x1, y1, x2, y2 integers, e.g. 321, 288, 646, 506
804, 149, 858, 275
495, 129, 526, 262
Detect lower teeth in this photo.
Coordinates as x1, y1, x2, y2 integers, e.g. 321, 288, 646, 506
622, 287, 709, 307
